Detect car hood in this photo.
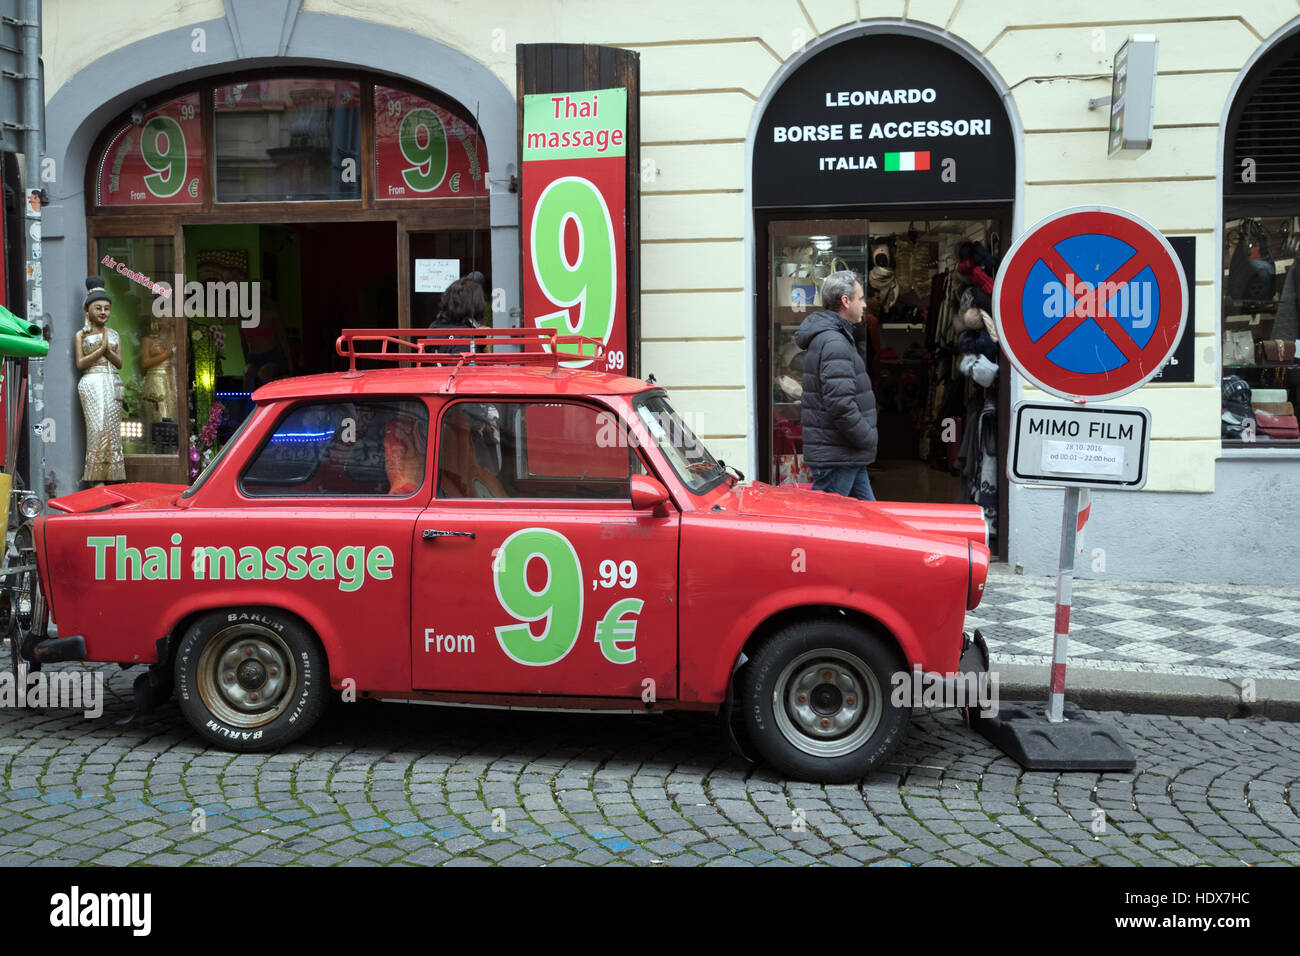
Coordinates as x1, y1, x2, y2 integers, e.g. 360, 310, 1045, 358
731, 481, 870, 521
713, 481, 988, 549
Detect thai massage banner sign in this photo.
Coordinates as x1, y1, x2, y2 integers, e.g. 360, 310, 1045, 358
96, 93, 203, 206
521, 87, 628, 371
374, 87, 488, 199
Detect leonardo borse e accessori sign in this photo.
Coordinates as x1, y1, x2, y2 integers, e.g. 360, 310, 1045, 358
754, 34, 1014, 207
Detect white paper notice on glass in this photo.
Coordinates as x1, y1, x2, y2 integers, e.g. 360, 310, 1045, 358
1041, 440, 1125, 477
414, 258, 460, 293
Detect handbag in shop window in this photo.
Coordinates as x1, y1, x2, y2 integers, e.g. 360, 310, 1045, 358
815, 257, 851, 307
1252, 401, 1295, 416
775, 247, 817, 310
1255, 410, 1300, 439
1223, 329, 1255, 366
1227, 220, 1277, 302
1255, 339, 1298, 365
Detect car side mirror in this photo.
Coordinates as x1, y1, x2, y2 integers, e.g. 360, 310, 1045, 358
630, 474, 670, 513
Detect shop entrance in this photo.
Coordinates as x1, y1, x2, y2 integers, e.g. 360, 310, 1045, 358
178, 221, 397, 442
760, 209, 1011, 556
183, 220, 395, 382
98, 218, 487, 485
751, 29, 1017, 557
181, 221, 489, 439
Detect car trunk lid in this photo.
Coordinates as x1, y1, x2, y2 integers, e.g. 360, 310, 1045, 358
47, 482, 188, 514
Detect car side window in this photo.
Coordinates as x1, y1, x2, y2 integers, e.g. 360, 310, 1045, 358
437, 401, 645, 500
241, 399, 429, 497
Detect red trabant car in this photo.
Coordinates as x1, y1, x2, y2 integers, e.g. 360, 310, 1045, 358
18, 329, 990, 782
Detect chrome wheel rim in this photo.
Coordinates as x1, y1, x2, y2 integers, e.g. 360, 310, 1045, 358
197, 624, 296, 728
772, 649, 882, 758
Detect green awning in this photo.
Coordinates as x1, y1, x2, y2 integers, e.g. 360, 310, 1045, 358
0, 304, 47, 358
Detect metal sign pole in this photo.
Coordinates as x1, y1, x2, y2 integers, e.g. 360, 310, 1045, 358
1048, 485, 1081, 723
20, 0, 43, 502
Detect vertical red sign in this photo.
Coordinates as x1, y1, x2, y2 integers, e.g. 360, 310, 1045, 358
520, 88, 628, 371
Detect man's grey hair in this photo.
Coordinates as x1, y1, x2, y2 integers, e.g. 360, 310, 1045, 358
821, 270, 861, 310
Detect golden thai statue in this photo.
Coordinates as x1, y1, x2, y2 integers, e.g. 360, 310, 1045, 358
75, 277, 125, 484
140, 314, 178, 425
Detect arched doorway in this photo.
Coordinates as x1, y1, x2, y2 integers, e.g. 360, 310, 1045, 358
752, 29, 1016, 554
40, 7, 517, 498
83, 71, 490, 484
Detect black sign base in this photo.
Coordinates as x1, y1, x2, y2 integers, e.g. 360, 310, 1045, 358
972, 699, 1137, 771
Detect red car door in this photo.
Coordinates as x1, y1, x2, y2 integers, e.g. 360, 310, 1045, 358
411, 399, 679, 699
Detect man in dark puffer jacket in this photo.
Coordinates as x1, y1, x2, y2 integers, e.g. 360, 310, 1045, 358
794, 271, 879, 500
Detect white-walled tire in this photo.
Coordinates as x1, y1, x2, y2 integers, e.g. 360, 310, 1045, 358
741, 619, 911, 783
175, 609, 327, 751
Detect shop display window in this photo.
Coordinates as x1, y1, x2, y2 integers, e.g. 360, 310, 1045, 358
1222, 216, 1300, 443
96, 93, 203, 207
95, 236, 186, 477
768, 221, 872, 487
214, 79, 362, 203
374, 87, 489, 200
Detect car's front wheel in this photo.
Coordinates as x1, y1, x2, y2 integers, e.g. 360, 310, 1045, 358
740, 619, 911, 783
175, 608, 327, 751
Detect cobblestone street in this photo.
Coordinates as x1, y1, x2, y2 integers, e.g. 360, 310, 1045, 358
1, 663, 1298, 867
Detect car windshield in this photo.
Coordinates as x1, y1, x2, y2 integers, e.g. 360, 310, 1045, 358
634, 393, 728, 495
181, 413, 255, 498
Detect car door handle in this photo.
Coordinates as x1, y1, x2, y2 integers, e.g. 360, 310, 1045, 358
422, 529, 476, 540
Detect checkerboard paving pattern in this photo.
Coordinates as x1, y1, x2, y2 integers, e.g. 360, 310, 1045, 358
969, 567, 1300, 679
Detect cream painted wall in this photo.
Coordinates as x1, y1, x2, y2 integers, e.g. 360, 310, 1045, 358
45, 0, 225, 93
46, 0, 1300, 492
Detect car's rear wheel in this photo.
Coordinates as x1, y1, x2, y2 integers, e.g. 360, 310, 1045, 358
175, 608, 327, 751
740, 619, 910, 783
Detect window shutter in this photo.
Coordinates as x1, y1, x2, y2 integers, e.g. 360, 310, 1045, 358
1228, 43, 1300, 196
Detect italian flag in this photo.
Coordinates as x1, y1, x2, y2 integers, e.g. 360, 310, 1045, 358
884, 151, 930, 171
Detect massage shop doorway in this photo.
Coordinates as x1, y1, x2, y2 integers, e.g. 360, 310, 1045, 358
180, 221, 489, 438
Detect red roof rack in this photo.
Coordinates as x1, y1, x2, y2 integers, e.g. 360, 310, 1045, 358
334, 328, 605, 372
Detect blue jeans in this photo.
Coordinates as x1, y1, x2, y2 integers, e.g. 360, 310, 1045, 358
811, 465, 875, 500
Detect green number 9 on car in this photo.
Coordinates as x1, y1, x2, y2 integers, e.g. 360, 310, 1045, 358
493, 528, 584, 666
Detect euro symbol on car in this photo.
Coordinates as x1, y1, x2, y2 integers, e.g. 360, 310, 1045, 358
594, 597, 643, 664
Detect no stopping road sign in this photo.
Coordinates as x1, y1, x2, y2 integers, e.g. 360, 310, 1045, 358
993, 206, 1188, 402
